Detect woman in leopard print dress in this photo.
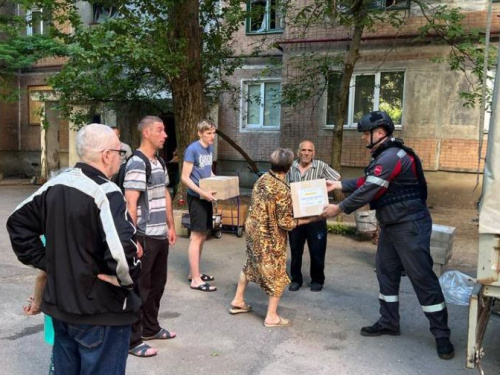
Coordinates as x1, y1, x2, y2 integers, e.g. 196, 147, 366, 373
229, 149, 319, 327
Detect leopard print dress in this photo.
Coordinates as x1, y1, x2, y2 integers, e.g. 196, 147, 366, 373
242, 171, 297, 297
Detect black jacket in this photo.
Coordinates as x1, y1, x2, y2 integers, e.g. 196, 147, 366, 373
7, 163, 141, 325
339, 138, 429, 226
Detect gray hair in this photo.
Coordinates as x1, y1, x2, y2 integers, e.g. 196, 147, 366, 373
270, 148, 294, 173
297, 140, 315, 156
197, 119, 216, 133
138, 116, 163, 133
76, 123, 116, 163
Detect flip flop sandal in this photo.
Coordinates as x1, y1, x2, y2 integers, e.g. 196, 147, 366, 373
190, 282, 217, 292
128, 343, 157, 358
188, 273, 215, 282
229, 303, 252, 315
142, 328, 176, 341
263, 316, 291, 328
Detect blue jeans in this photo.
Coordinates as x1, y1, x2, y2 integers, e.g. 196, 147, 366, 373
52, 319, 131, 375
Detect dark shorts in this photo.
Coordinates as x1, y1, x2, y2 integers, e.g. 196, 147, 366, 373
187, 194, 213, 232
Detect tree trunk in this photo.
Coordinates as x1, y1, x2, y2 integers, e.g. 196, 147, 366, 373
170, 0, 207, 204
331, 2, 366, 201
331, 24, 365, 172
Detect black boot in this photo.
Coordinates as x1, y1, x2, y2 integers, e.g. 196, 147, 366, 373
360, 322, 400, 337
436, 337, 454, 360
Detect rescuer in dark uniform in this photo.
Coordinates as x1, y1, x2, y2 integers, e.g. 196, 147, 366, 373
322, 111, 454, 360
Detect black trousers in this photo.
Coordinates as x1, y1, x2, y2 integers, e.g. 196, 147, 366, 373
288, 220, 328, 285
130, 235, 169, 349
376, 215, 450, 339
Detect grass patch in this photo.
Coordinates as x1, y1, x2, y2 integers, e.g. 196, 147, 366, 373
327, 222, 357, 236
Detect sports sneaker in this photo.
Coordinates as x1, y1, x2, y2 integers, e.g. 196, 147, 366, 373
360, 322, 400, 337
436, 337, 454, 359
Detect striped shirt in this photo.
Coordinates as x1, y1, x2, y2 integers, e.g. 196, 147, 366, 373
286, 159, 341, 184
123, 156, 170, 239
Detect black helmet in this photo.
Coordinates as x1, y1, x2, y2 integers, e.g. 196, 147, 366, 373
357, 111, 395, 135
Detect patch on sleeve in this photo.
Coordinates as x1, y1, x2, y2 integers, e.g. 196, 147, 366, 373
374, 165, 383, 176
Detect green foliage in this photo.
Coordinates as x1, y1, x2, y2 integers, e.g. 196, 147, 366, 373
272, 0, 495, 113
326, 222, 357, 236
0, 0, 247, 126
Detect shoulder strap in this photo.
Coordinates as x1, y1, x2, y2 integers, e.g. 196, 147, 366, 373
133, 150, 152, 181
158, 156, 166, 171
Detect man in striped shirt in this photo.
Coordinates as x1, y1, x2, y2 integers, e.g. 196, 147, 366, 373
123, 116, 177, 357
286, 140, 341, 292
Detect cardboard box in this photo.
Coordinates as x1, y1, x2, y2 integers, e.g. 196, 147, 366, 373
199, 176, 239, 200
217, 202, 248, 226
430, 224, 455, 264
173, 210, 189, 237
290, 178, 328, 218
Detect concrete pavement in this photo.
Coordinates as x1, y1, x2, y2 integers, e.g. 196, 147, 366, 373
0, 184, 499, 375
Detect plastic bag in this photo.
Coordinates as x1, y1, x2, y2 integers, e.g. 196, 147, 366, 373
439, 270, 475, 306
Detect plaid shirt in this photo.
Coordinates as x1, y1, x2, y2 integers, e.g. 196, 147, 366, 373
286, 159, 341, 184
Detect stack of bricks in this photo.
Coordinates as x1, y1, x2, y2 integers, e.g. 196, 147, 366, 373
430, 224, 456, 276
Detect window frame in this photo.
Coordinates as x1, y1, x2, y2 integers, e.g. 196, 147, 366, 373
240, 78, 282, 132
370, 0, 411, 11
26, 7, 50, 36
246, 0, 284, 35
325, 70, 406, 129
92, 4, 119, 24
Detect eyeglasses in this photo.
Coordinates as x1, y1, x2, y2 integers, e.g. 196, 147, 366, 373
105, 149, 127, 157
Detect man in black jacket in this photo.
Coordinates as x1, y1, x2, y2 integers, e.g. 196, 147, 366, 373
322, 111, 454, 360
7, 123, 141, 374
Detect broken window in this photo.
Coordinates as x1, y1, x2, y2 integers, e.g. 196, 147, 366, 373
327, 71, 405, 127
93, 4, 118, 24
247, 0, 283, 34
370, 0, 410, 10
26, 8, 51, 36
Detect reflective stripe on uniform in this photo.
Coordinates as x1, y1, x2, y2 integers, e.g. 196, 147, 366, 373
379, 293, 399, 302
397, 149, 407, 159
367, 175, 389, 188
421, 302, 446, 313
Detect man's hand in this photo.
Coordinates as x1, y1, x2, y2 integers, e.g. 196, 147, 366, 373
97, 274, 120, 287
326, 180, 342, 192
200, 190, 217, 202
23, 296, 41, 315
321, 204, 342, 219
136, 241, 144, 258
168, 227, 176, 246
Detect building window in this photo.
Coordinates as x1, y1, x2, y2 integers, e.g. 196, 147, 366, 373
247, 0, 283, 34
241, 80, 281, 130
93, 4, 118, 24
26, 8, 51, 36
327, 71, 405, 128
370, 0, 410, 10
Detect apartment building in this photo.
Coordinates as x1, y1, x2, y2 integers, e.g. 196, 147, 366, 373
216, 1, 498, 202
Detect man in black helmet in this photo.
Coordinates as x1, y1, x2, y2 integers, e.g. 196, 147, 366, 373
322, 111, 454, 360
